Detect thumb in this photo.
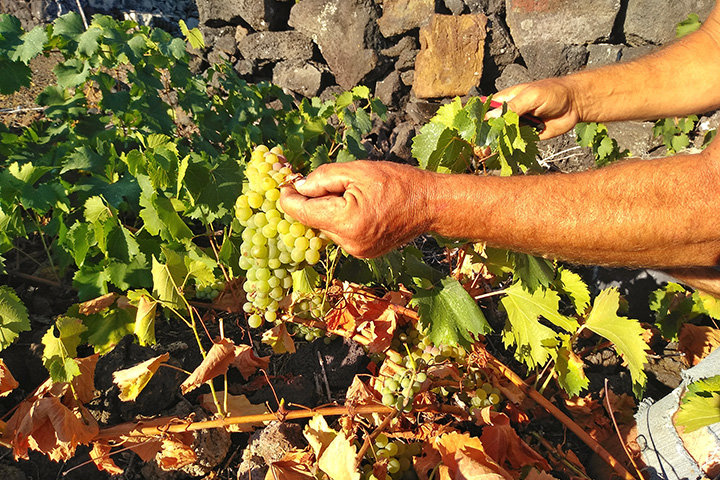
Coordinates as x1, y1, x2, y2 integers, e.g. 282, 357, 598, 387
294, 164, 352, 198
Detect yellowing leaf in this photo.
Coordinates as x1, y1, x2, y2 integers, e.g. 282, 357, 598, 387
133, 294, 157, 346
585, 288, 648, 395
231, 344, 270, 380
113, 353, 170, 402
303, 415, 337, 460
677, 375, 720, 433
265, 450, 316, 480
555, 267, 590, 314
41, 317, 87, 383
261, 323, 296, 354
317, 431, 360, 480
678, 324, 720, 366
180, 339, 236, 394
200, 392, 269, 432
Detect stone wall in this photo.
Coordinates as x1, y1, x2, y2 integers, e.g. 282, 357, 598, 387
2, 0, 717, 163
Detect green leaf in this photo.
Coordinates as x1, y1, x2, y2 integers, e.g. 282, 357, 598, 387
64, 222, 94, 267
54, 58, 90, 88
510, 253, 555, 292
179, 19, 204, 49
695, 290, 720, 319
83, 307, 135, 354
351, 85, 370, 99
584, 288, 648, 396
139, 193, 193, 243
676, 13, 702, 38
53, 13, 84, 40
411, 276, 491, 348
555, 334, 589, 397
292, 266, 320, 298
13, 25, 47, 63
500, 283, 576, 369
0, 59, 31, 94
41, 316, 87, 382
77, 26, 102, 57
676, 375, 720, 433
0, 286, 31, 351
649, 283, 698, 339
411, 122, 472, 173
554, 267, 591, 315
151, 254, 187, 311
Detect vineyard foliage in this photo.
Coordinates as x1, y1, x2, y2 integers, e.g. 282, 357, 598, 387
0, 11, 657, 400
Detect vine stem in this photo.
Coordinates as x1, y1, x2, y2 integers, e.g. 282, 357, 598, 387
96, 405, 395, 439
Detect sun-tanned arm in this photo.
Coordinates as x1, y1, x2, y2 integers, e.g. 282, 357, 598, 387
279, 4, 720, 295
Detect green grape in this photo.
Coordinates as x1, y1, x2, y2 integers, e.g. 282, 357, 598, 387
248, 314, 263, 328
375, 433, 389, 448
305, 249, 320, 265
382, 393, 396, 407
488, 393, 501, 405
387, 458, 401, 474
385, 442, 399, 457
289, 222, 306, 237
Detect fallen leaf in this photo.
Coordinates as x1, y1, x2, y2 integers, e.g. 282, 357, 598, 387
212, 278, 245, 313
265, 449, 316, 480
524, 468, 561, 479
678, 324, 720, 366
199, 392, 269, 432
232, 344, 270, 380
90, 443, 124, 475
78, 293, 118, 314
261, 323, 296, 354
563, 394, 611, 442
180, 338, 237, 394
113, 353, 170, 402
435, 431, 513, 480
354, 301, 398, 354
303, 415, 337, 460
345, 376, 380, 408
317, 430, 360, 480
8, 397, 99, 461
415, 441, 443, 480
69, 355, 99, 404
0, 359, 19, 397
156, 433, 197, 471
478, 410, 550, 471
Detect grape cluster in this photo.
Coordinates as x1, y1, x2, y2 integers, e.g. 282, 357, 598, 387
362, 434, 421, 480
235, 145, 326, 328
194, 281, 225, 301
380, 350, 428, 412
460, 368, 503, 413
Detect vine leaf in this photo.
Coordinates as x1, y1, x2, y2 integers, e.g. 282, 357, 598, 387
500, 283, 574, 369
676, 375, 720, 433
411, 276, 491, 349
554, 267, 591, 315
151, 254, 187, 311
0, 285, 31, 351
42, 316, 87, 383
179, 19, 204, 49
113, 353, 170, 402
584, 288, 648, 396
554, 335, 589, 397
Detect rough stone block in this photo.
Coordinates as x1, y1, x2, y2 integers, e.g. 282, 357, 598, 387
605, 121, 659, 159
273, 60, 323, 97
506, 0, 620, 48
520, 42, 587, 80
624, 0, 714, 45
289, 0, 380, 89
238, 31, 314, 64
196, 0, 278, 31
495, 63, 532, 91
377, 0, 435, 38
414, 14, 488, 98
586, 44, 623, 69
464, 0, 505, 15
375, 70, 402, 106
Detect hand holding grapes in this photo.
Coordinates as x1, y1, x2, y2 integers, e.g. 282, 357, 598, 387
279, 161, 436, 259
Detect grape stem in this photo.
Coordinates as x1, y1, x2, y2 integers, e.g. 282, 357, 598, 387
354, 408, 400, 469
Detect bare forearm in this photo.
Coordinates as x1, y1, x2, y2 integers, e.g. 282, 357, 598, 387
426, 151, 720, 268
563, 7, 720, 122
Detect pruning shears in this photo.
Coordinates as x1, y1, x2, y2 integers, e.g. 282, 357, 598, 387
479, 95, 546, 132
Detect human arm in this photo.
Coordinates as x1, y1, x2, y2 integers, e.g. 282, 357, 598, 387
494, 4, 720, 139
279, 142, 720, 269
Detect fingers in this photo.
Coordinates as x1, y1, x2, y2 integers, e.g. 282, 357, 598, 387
278, 186, 345, 232
293, 163, 352, 198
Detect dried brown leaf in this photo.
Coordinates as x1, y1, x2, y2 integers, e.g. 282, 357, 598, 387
478, 410, 550, 471
156, 433, 197, 471
180, 338, 237, 394
90, 442, 124, 475
113, 353, 170, 402
678, 324, 720, 366
232, 344, 270, 380
199, 392, 269, 432
0, 359, 19, 397
265, 449, 316, 480
78, 293, 118, 315
261, 323, 296, 354
435, 431, 513, 480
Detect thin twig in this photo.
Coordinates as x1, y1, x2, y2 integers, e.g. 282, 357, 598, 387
473, 289, 507, 301
74, 0, 89, 29
316, 351, 332, 402
5, 270, 63, 289
0, 106, 46, 115
604, 379, 646, 480
355, 409, 400, 468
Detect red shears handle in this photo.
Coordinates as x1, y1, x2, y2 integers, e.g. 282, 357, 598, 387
479, 95, 545, 132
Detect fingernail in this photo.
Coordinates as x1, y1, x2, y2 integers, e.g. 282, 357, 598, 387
295, 178, 306, 188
